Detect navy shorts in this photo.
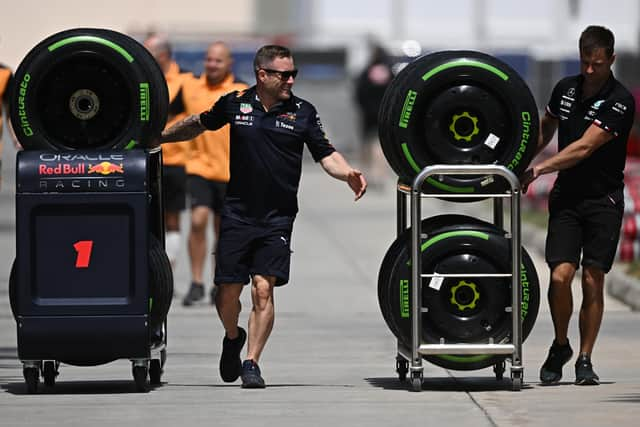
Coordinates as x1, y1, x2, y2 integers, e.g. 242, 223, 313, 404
214, 213, 294, 286
187, 174, 226, 212
162, 165, 187, 212
545, 187, 624, 273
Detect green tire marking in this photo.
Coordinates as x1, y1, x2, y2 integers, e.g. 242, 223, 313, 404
48, 35, 134, 63
400, 279, 410, 318
398, 90, 417, 129
421, 230, 489, 252
149, 298, 153, 311
422, 59, 509, 82
438, 354, 491, 363
400, 143, 475, 193
139, 82, 150, 122
125, 140, 137, 150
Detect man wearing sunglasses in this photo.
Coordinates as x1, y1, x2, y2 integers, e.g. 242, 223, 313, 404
160, 45, 367, 388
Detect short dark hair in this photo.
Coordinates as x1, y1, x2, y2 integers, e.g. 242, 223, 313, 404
579, 25, 615, 58
253, 45, 292, 72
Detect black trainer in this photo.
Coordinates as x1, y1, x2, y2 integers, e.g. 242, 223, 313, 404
575, 354, 600, 385
219, 327, 247, 382
241, 359, 266, 388
540, 340, 573, 384
182, 282, 205, 306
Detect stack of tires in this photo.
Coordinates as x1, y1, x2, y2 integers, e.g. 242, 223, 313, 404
376, 51, 541, 374
9, 28, 173, 392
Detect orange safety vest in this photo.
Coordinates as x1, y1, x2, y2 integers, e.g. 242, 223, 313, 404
161, 61, 193, 166
0, 65, 13, 169
182, 73, 247, 182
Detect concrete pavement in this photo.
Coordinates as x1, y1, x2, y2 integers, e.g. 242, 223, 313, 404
1, 139, 640, 426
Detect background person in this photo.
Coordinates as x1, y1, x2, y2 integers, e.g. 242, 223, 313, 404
143, 34, 194, 270
0, 62, 16, 189
354, 42, 393, 189
180, 42, 248, 306
522, 25, 635, 386
160, 45, 366, 388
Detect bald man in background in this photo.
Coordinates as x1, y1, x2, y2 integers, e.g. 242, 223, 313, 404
144, 34, 194, 271
179, 42, 248, 306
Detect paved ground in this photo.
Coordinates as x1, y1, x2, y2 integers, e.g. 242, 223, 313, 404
1, 139, 640, 426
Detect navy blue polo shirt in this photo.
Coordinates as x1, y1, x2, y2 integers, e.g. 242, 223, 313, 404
200, 85, 336, 220
546, 73, 635, 197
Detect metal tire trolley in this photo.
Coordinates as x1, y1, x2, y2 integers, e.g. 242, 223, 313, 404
394, 164, 524, 392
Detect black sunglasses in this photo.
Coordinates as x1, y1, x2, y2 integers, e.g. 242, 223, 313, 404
260, 68, 298, 80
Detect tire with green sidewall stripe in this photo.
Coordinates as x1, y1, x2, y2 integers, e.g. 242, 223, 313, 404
10, 28, 168, 151
378, 50, 538, 197
378, 214, 503, 337
378, 216, 540, 371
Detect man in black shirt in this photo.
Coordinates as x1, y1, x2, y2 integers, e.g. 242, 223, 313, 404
160, 45, 367, 388
522, 26, 634, 386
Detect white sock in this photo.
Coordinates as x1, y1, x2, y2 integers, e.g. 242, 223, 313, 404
165, 231, 181, 266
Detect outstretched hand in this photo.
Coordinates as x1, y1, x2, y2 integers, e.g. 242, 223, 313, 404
348, 169, 367, 201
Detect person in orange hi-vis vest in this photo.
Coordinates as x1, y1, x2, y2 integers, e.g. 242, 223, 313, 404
143, 34, 194, 272
0, 62, 17, 190
178, 42, 248, 307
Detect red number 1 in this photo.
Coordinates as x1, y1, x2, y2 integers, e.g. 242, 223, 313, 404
73, 240, 94, 268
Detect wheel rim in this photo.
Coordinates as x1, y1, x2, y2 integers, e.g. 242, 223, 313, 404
35, 52, 133, 149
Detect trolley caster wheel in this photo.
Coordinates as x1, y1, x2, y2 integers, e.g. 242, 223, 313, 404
410, 373, 423, 392
511, 371, 523, 391
23, 367, 39, 394
133, 366, 149, 392
149, 359, 162, 386
493, 360, 506, 381
42, 361, 59, 387
396, 358, 409, 382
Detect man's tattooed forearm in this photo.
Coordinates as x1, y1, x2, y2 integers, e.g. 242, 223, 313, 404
160, 115, 205, 143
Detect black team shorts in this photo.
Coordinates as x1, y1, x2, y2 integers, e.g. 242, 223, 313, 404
214, 213, 294, 286
162, 165, 187, 212
545, 187, 624, 273
187, 174, 227, 212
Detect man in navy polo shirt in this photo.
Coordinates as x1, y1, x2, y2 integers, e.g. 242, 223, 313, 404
161, 45, 367, 388
522, 26, 634, 386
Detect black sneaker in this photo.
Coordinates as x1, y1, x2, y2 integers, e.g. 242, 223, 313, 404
219, 327, 246, 382
241, 359, 266, 389
575, 354, 600, 385
209, 285, 218, 305
540, 340, 573, 384
182, 282, 205, 306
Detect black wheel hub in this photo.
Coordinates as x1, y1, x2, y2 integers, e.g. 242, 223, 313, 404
36, 52, 133, 149
422, 84, 512, 164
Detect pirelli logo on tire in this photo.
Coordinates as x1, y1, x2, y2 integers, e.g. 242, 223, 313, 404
398, 90, 417, 129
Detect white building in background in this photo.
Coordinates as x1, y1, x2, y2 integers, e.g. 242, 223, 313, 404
1, 0, 638, 70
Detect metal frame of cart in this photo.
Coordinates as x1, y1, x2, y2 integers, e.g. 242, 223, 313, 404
394, 164, 524, 392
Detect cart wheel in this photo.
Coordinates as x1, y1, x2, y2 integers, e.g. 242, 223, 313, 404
410, 373, 423, 392
149, 359, 162, 386
23, 367, 39, 394
42, 361, 58, 387
396, 358, 409, 382
511, 371, 523, 391
493, 360, 506, 381
133, 366, 149, 392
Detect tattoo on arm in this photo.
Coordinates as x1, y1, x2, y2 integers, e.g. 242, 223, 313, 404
160, 114, 205, 143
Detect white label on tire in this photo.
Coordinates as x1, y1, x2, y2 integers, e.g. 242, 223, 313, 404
484, 133, 500, 149
481, 175, 494, 187
429, 274, 444, 290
